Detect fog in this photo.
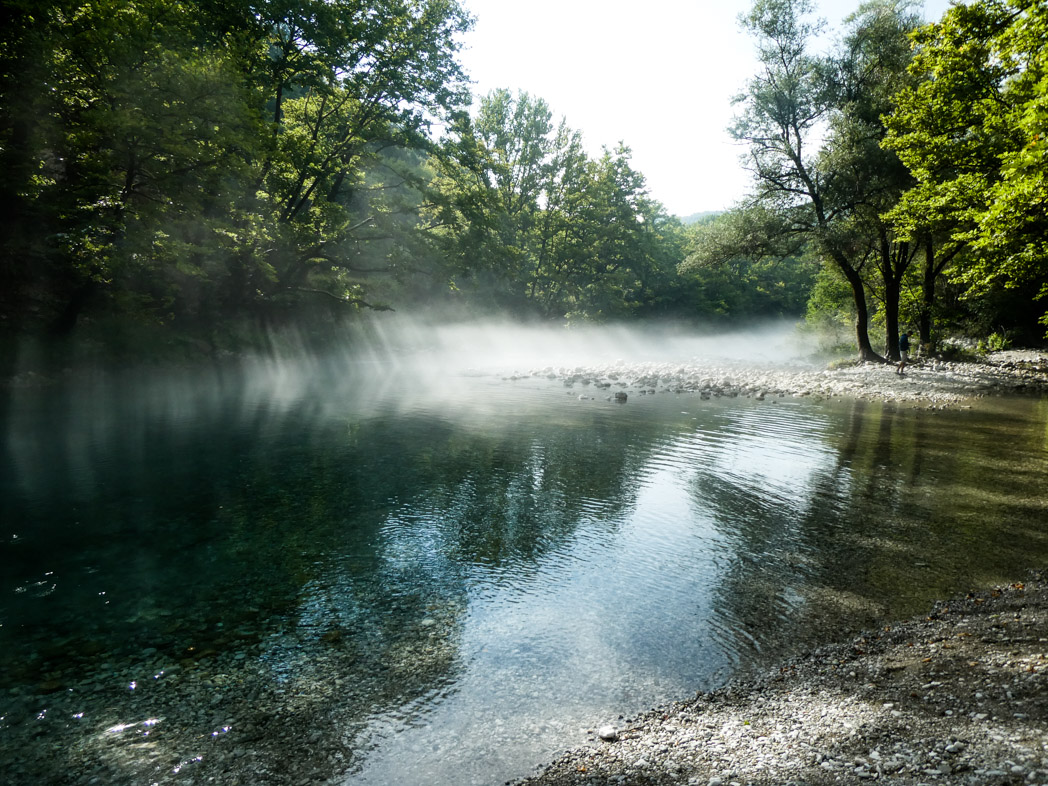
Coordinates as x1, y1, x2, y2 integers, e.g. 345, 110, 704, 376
335, 316, 813, 376
230, 315, 815, 416
3, 317, 814, 507
6, 316, 817, 439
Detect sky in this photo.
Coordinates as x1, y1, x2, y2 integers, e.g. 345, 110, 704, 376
455, 0, 955, 218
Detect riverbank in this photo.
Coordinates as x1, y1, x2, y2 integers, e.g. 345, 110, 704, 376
514, 572, 1048, 786
517, 349, 1048, 408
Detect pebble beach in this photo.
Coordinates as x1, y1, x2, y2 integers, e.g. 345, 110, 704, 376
513, 349, 1048, 410
514, 575, 1048, 786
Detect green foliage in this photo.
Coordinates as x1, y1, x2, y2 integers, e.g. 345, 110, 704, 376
733, 0, 927, 361
428, 91, 693, 321
0, 0, 473, 335
805, 263, 855, 326
678, 207, 817, 321
8, 0, 1044, 350
884, 0, 1048, 333
980, 331, 1013, 353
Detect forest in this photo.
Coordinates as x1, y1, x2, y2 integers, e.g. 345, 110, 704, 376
0, 0, 1045, 366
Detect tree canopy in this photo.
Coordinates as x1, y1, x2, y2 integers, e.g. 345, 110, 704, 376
1, 0, 1044, 364
727, 0, 928, 360
0, 0, 474, 337
884, 0, 1048, 332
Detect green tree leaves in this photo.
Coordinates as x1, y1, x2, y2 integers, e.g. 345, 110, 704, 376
430, 90, 688, 321
1, 0, 473, 335
732, 0, 909, 360
884, 0, 1048, 333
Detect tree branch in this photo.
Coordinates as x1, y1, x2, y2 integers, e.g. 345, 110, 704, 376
286, 287, 395, 311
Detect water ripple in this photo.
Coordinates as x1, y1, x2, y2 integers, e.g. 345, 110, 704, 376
6, 372, 1048, 786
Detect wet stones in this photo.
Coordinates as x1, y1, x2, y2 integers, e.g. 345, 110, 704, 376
518, 350, 1048, 409
513, 575, 1048, 786
598, 725, 619, 742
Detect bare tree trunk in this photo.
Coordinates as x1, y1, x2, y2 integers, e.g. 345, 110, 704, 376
881, 233, 904, 362
841, 264, 882, 362
919, 239, 936, 349
883, 275, 901, 361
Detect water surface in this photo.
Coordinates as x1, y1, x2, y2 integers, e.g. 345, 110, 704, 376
2, 351, 1047, 785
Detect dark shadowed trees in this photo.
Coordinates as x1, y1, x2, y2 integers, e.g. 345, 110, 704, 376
0, 0, 474, 336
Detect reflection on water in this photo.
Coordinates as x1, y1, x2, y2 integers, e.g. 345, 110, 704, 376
1, 354, 1047, 785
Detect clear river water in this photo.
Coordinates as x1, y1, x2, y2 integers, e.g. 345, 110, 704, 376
2, 332, 1048, 785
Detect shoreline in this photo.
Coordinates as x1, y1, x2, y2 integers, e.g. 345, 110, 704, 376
505, 351, 1048, 786
510, 349, 1048, 409
513, 573, 1048, 786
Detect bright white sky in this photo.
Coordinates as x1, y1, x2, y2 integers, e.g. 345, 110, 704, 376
456, 0, 955, 217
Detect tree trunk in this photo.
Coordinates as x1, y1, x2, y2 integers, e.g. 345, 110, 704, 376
825, 238, 883, 362
883, 274, 901, 361
878, 230, 909, 362
919, 238, 936, 349
49, 280, 96, 337
841, 264, 882, 362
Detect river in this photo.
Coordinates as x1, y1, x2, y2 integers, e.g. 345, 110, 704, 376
2, 333, 1047, 785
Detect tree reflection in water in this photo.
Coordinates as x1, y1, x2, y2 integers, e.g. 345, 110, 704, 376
2, 361, 1047, 785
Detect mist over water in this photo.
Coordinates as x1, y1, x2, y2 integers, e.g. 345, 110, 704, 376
4, 318, 1046, 786
6, 317, 813, 428
342, 316, 814, 375
226, 316, 816, 423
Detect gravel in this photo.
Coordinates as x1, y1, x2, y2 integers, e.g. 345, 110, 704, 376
513, 573, 1048, 786
514, 349, 1048, 409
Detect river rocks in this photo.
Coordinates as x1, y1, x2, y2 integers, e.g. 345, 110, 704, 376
516, 350, 1048, 409
513, 573, 1048, 786
0, 589, 469, 786
597, 725, 619, 742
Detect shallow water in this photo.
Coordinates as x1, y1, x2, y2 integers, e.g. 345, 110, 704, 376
2, 349, 1047, 785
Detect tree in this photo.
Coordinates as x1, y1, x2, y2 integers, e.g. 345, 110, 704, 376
430, 92, 687, 321
826, 0, 927, 359
883, 0, 1048, 335
732, 0, 925, 361
241, 0, 474, 313
528, 118, 591, 314
0, 0, 252, 332
678, 206, 816, 319
733, 0, 885, 360
0, 0, 64, 327
424, 90, 557, 311
0, 0, 474, 337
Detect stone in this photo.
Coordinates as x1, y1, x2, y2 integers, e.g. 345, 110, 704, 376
597, 725, 619, 742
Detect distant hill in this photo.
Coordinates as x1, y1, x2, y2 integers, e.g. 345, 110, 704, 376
679, 210, 722, 225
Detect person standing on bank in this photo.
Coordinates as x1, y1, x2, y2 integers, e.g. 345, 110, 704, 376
897, 331, 910, 375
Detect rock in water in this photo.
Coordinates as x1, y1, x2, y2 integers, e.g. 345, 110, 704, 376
613, 391, 628, 403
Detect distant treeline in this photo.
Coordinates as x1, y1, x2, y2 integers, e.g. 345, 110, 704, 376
0, 0, 1044, 360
